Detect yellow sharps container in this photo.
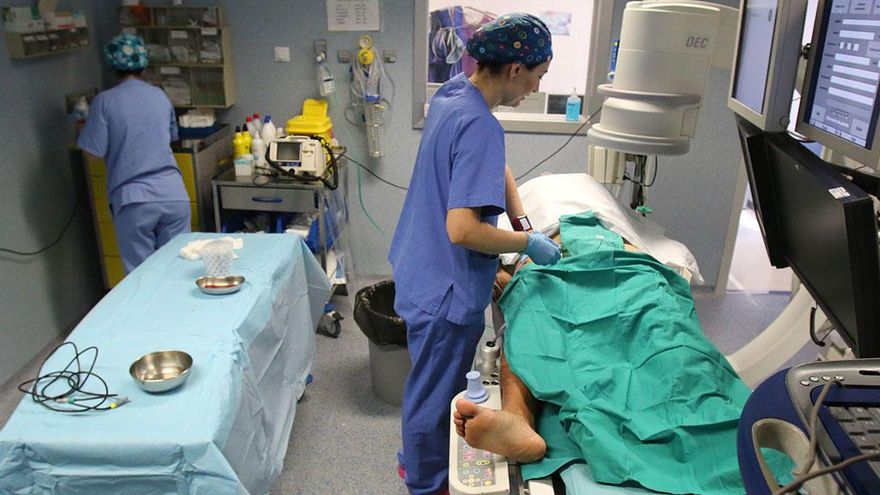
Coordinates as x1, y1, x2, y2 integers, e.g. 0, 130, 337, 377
286, 99, 334, 142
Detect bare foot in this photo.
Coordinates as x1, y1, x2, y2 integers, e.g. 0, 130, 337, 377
453, 398, 546, 463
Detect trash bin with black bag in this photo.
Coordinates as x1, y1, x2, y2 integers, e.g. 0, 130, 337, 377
353, 280, 411, 406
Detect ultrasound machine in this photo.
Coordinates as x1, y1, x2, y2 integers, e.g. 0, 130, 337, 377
729, 1, 880, 493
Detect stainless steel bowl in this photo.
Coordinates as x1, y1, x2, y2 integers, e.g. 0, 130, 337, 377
129, 350, 193, 393
195, 275, 245, 295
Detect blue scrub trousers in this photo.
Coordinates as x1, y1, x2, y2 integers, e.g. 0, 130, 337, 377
113, 200, 191, 273
395, 290, 484, 495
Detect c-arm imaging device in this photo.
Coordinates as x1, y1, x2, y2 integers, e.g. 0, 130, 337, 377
588, 1, 738, 210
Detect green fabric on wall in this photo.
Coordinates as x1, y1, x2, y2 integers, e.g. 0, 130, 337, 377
500, 212, 751, 495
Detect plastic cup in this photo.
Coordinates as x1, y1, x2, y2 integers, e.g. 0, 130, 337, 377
201, 239, 234, 277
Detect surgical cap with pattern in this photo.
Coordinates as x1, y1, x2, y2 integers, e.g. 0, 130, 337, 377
104, 33, 149, 72
466, 13, 552, 66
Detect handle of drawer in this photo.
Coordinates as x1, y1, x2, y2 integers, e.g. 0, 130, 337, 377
251, 196, 283, 203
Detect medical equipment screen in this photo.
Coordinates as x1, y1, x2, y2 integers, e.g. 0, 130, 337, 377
803, 0, 880, 149
276, 141, 301, 161
735, 116, 788, 268
732, 0, 778, 113
764, 132, 880, 357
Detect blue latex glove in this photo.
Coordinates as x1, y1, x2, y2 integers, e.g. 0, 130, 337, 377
525, 232, 561, 265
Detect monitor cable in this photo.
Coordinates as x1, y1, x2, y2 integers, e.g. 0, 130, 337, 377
808, 305, 832, 347
515, 106, 603, 181
343, 154, 408, 191
17, 341, 128, 413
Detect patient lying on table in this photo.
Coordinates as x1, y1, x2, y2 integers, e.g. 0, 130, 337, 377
454, 211, 754, 495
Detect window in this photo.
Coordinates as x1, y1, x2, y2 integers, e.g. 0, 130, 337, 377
412, 0, 612, 133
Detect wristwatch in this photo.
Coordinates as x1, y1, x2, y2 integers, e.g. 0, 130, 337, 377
511, 214, 533, 232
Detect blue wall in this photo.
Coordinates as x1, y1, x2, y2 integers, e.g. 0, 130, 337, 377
0, 0, 114, 384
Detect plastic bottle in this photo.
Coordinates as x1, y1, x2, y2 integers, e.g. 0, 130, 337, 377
252, 113, 262, 132
566, 88, 581, 122
246, 116, 259, 138
72, 96, 89, 122
232, 126, 247, 158
241, 124, 252, 152
317, 59, 335, 96
260, 115, 277, 146
251, 132, 266, 167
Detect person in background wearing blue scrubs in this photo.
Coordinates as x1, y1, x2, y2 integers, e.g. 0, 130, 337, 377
388, 13, 560, 495
78, 33, 190, 274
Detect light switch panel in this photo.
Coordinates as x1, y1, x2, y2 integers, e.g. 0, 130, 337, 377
274, 46, 290, 63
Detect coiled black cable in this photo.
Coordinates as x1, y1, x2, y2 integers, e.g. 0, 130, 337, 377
17, 341, 124, 412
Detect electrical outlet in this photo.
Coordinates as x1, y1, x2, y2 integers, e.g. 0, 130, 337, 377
383, 50, 397, 63
337, 49, 352, 64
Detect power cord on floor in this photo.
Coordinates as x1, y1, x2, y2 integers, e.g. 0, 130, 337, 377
0, 195, 81, 256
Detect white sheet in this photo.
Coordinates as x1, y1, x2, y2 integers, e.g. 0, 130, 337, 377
500, 173, 704, 285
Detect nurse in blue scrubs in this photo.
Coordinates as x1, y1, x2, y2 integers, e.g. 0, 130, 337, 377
78, 34, 190, 274
388, 13, 560, 495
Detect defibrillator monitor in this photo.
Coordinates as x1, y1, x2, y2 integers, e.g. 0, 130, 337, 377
273, 140, 301, 162
796, 0, 880, 167
267, 136, 326, 177
728, 0, 808, 131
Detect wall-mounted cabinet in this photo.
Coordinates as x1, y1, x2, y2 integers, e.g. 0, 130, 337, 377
119, 5, 234, 108
4, 28, 90, 58
2, 7, 89, 59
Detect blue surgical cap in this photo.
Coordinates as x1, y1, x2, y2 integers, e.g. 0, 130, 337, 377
104, 33, 149, 72
466, 13, 552, 66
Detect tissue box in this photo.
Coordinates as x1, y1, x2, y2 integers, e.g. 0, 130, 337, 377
2, 7, 44, 33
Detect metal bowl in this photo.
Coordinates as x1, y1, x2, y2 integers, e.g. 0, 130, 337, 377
195, 275, 245, 295
129, 350, 193, 393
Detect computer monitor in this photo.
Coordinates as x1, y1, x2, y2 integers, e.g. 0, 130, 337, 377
735, 115, 789, 268
728, 0, 808, 131
796, 0, 880, 167
758, 130, 880, 357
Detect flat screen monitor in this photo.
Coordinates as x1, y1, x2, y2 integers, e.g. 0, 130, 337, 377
735, 115, 789, 268
762, 131, 880, 357
728, 0, 808, 131
796, 0, 880, 167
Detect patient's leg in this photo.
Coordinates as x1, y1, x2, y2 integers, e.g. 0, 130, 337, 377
453, 353, 546, 463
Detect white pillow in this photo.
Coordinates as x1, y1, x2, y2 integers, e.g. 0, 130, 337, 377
499, 173, 704, 285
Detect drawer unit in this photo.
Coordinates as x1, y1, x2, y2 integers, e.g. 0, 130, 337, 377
217, 186, 317, 213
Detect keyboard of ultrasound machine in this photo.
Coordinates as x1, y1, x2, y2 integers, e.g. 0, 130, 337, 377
828, 405, 880, 477
786, 361, 880, 494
